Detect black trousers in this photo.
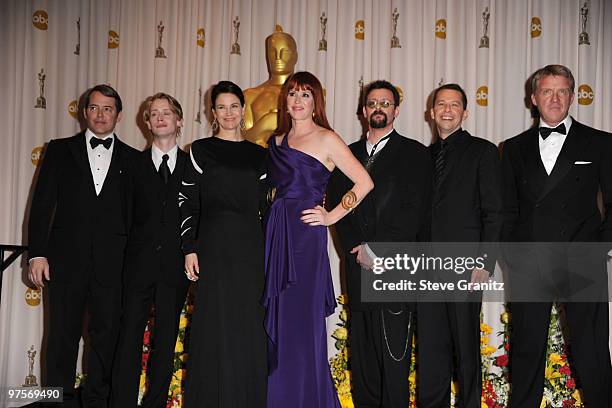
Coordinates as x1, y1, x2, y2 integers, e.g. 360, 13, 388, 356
109, 280, 189, 408
508, 301, 611, 408
417, 301, 482, 408
45, 274, 122, 408
350, 307, 414, 408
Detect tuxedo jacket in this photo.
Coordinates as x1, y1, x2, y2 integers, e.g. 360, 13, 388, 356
501, 119, 612, 243
122, 148, 189, 288
28, 131, 138, 286
430, 130, 503, 272
328, 130, 432, 309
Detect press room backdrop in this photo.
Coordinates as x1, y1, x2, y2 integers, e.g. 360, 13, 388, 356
1, 0, 611, 403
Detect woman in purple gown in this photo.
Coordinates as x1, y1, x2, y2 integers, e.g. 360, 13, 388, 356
262, 71, 374, 407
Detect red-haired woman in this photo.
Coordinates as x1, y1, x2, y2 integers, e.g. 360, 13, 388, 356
262, 71, 373, 407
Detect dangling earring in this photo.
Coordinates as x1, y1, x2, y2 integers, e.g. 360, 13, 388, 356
211, 118, 219, 132
240, 119, 246, 132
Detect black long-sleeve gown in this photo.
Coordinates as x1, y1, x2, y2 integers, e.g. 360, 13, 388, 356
179, 136, 268, 407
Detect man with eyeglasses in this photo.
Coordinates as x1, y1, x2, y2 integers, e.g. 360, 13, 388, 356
502, 64, 612, 407
328, 80, 432, 407
418, 83, 502, 408
28, 84, 137, 407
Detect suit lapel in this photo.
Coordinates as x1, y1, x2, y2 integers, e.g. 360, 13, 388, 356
67, 132, 96, 195
519, 128, 548, 199
368, 130, 399, 178
538, 120, 590, 201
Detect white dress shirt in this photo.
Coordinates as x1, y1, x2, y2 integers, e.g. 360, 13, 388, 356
151, 143, 178, 173
539, 115, 572, 175
85, 129, 115, 195
366, 128, 394, 156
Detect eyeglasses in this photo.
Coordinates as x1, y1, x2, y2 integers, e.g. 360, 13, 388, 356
365, 100, 395, 109
538, 88, 572, 98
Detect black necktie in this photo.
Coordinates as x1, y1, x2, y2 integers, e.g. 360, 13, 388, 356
539, 123, 566, 140
90, 137, 113, 150
434, 139, 447, 189
159, 154, 170, 184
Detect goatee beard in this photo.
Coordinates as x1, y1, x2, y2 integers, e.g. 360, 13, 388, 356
369, 111, 387, 129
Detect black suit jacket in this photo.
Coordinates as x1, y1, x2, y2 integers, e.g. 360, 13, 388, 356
502, 119, 612, 243
430, 130, 503, 272
122, 148, 189, 287
328, 130, 432, 309
28, 131, 138, 286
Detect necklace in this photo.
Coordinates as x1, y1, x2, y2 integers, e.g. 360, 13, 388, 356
381, 309, 412, 362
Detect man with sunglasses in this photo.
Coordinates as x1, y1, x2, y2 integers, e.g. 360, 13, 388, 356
329, 80, 432, 407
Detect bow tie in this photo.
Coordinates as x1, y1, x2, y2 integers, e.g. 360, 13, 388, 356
539, 123, 566, 140
90, 137, 113, 150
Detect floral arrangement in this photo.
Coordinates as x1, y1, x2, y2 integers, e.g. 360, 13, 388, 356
328, 301, 583, 408
138, 289, 194, 408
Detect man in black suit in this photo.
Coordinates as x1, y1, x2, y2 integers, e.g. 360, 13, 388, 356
28, 84, 138, 407
502, 64, 612, 407
110, 93, 190, 408
328, 80, 431, 407
417, 84, 502, 408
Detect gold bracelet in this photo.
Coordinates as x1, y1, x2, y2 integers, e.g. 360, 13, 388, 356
341, 190, 358, 210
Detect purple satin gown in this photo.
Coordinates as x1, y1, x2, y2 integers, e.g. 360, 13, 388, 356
262, 135, 341, 408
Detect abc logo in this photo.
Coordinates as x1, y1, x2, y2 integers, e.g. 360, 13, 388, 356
108, 30, 120, 49
435, 19, 447, 39
577, 84, 594, 105
355, 20, 365, 40
531, 17, 542, 38
25, 288, 42, 306
68, 100, 78, 119
476, 86, 489, 107
396, 86, 404, 105
32, 10, 48, 31
197, 28, 205, 48
31, 146, 44, 166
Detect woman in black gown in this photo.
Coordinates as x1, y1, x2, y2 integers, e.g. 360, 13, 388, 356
180, 81, 267, 407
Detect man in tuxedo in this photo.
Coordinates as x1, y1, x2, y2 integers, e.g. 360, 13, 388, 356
502, 64, 612, 407
110, 93, 190, 408
328, 80, 431, 407
28, 84, 138, 407
417, 84, 502, 408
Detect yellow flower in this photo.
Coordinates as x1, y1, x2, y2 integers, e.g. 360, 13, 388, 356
545, 366, 562, 380
482, 403, 489, 408
337, 294, 347, 305
179, 315, 188, 328
480, 323, 492, 335
174, 340, 184, 353
481, 345, 496, 356
337, 380, 351, 396
500, 312, 510, 324
408, 370, 416, 385
480, 336, 489, 345
548, 353, 563, 364
333, 327, 348, 340
451, 380, 458, 395
339, 394, 354, 408
339, 309, 348, 322
572, 389, 582, 403
539, 398, 547, 408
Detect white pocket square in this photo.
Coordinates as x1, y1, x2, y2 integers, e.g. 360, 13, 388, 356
574, 161, 592, 164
